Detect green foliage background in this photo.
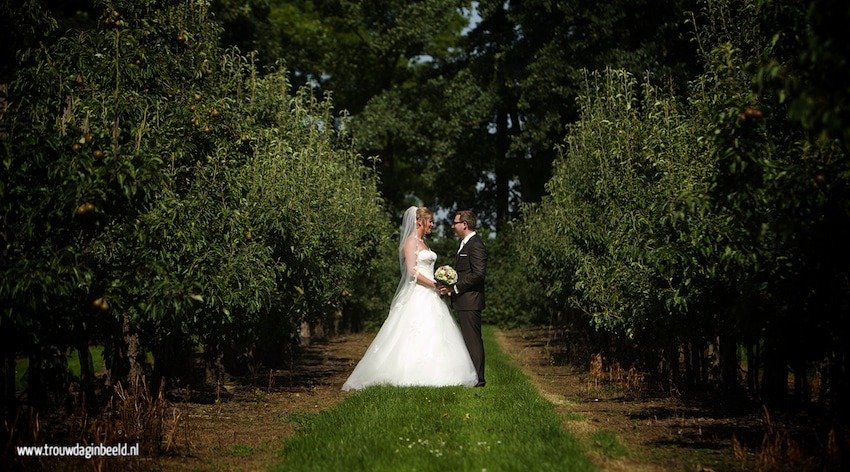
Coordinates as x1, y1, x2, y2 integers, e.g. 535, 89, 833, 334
2, 1, 850, 463
494, 0, 850, 418
1, 0, 392, 405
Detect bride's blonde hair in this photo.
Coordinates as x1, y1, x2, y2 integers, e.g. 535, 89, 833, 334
416, 207, 433, 222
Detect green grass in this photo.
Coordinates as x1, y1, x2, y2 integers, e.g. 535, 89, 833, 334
272, 325, 597, 471
15, 359, 27, 393
589, 430, 629, 458
69, 346, 106, 378
229, 444, 258, 457
15, 346, 106, 393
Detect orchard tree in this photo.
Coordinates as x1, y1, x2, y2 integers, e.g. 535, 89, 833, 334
2, 0, 390, 416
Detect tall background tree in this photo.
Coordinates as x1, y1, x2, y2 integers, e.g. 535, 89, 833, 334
233, 1, 698, 226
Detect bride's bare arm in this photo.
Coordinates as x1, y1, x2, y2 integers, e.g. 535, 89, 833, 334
403, 237, 438, 290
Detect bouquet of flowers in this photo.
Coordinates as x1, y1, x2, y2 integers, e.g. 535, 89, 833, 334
434, 265, 457, 286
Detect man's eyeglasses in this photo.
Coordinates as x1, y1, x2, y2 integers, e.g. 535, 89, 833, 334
451, 221, 464, 226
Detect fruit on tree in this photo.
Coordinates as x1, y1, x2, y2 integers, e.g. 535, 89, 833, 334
92, 297, 109, 311
76, 202, 96, 215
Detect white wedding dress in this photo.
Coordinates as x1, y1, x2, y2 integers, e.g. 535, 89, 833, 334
342, 249, 478, 390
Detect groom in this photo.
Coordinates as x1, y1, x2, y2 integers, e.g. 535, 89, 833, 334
442, 210, 487, 387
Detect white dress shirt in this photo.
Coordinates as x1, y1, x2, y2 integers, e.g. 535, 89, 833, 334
457, 232, 476, 253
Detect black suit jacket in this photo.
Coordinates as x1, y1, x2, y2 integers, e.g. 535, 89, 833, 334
451, 234, 487, 311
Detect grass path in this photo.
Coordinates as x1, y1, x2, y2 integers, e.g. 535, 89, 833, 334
272, 325, 597, 471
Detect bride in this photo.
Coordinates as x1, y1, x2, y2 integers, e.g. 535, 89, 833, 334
342, 206, 478, 390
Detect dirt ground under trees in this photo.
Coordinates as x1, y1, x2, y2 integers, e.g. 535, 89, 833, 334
156, 328, 834, 471
159, 332, 372, 471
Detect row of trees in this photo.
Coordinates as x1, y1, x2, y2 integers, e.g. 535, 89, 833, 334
490, 0, 850, 420
3, 0, 848, 455
1, 0, 392, 421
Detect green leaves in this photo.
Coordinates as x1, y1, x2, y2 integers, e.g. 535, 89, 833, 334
515, 67, 728, 342
495, 1, 850, 404
2, 0, 391, 385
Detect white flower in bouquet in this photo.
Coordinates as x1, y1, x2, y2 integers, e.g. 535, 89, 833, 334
434, 265, 457, 285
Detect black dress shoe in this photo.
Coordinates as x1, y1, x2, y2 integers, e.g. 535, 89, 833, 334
474, 382, 486, 387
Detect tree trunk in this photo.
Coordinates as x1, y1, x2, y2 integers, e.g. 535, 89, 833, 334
2, 353, 15, 418
761, 331, 787, 406
299, 320, 311, 346
26, 347, 67, 407
76, 341, 95, 410
830, 347, 849, 420
204, 342, 225, 401
719, 328, 739, 392
152, 334, 195, 392
670, 343, 689, 388
491, 1, 512, 231
123, 314, 142, 392
495, 107, 509, 229
788, 358, 802, 409
687, 341, 697, 388
103, 329, 128, 390
746, 341, 757, 395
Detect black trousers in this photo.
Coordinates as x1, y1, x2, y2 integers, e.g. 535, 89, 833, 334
457, 310, 485, 384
